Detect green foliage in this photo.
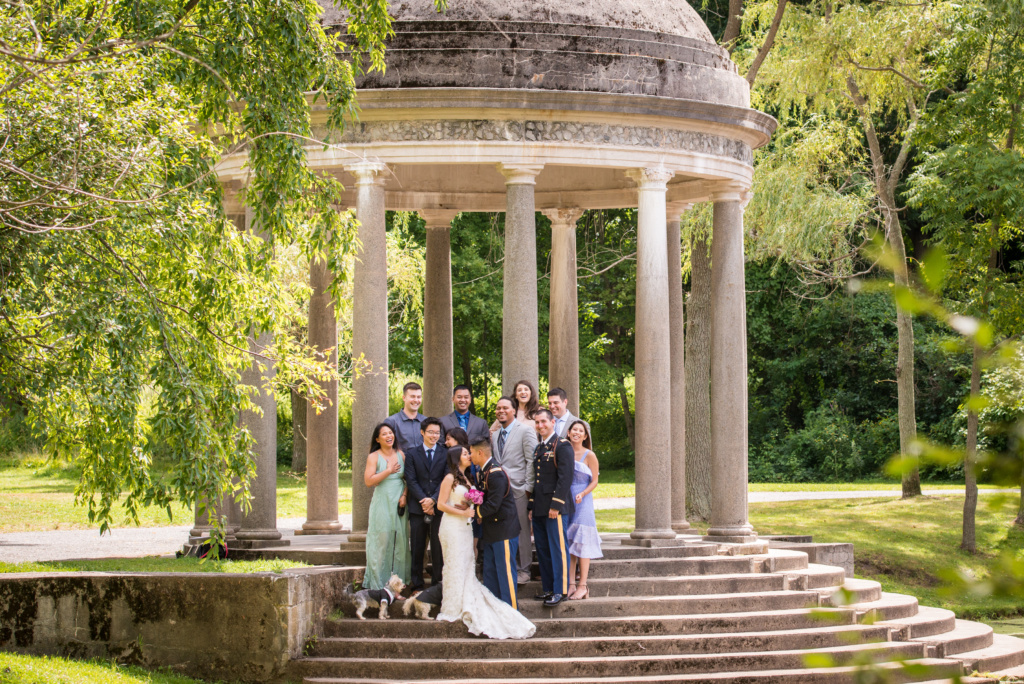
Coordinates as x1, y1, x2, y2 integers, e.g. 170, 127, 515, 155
0, 652, 212, 684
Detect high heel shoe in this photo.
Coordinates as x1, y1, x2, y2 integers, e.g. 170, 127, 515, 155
568, 583, 576, 598
570, 584, 589, 600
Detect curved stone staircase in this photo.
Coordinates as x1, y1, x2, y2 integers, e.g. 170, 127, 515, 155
294, 534, 1024, 684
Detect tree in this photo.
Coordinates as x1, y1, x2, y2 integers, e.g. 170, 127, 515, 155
907, 0, 1024, 550
0, 0, 410, 532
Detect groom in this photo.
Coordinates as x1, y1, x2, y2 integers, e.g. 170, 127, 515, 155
469, 438, 522, 609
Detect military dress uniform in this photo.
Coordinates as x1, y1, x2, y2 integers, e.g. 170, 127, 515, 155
528, 433, 576, 603
475, 457, 522, 608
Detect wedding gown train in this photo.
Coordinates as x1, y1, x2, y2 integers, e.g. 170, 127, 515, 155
437, 484, 536, 639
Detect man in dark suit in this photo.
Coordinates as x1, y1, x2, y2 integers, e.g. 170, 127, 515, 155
529, 408, 575, 607
439, 385, 490, 445
470, 438, 522, 609
404, 417, 447, 590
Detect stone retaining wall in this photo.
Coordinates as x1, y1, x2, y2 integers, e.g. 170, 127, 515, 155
0, 566, 359, 682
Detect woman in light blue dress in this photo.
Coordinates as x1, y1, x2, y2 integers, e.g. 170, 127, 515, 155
565, 419, 602, 600
363, 423, 411, 590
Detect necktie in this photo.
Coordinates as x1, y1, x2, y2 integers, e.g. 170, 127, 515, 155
497, 428, 507, 458
426, 448, 433, 464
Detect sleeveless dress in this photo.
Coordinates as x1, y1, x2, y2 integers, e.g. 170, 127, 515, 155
566, 451, 603, 559
363, 452, 412, 590
437, 483, 536, 639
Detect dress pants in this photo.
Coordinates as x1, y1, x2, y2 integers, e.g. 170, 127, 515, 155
482, 536, 520, 609
532, 513, 570, 596
512, 488, 533, 581
409, 511, 443, 589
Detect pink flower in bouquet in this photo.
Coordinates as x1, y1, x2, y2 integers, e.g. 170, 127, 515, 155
465, 489, 484, 505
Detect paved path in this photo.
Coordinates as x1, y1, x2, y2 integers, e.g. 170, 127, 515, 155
0, 490, 1015, 563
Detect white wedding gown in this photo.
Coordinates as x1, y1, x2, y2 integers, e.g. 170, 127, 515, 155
437, 484, 536, 639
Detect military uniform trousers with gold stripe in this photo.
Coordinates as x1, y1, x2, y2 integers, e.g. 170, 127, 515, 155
481, 536, 520, 608
533, 514, 571, 596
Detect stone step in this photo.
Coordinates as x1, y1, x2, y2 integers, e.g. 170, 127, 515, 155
566, 551, 807, 579
878, 606, 958, 639
518, 572, 789, 597
598, 543, 719, 559
799, 564, 849, 590
952, 633, 1024, 673
302, 657, 963, 684
911, 620, 994, 658
519, 590, 822, 619
311, 624, 894, 659
852, 593, 920, 622
298, 642, 929, 680
323, 607, 859, 639
820, 578, 882, 606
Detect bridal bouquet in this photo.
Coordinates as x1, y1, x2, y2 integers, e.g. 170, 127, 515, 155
464, 488, 484, 524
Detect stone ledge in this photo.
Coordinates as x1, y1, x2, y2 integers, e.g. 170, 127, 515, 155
767, 539, 856, 578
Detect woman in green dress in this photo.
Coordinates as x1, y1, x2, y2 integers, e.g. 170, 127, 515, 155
362, 422, 411, 590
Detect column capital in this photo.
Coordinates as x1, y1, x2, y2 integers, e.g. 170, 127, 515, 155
666, 201, 694, 217
344, 161, 389, 186
498, 163, 544, 185
708, 181, 750, 203
626, 167, 674, 190
419, 209, 459, 229
541, 207, 584, 229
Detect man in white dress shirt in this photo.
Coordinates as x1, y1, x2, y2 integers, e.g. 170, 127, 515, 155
547, 387, 592, 443
490, 396, 538, 585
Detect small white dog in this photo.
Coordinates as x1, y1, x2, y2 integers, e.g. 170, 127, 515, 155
402, 581, 442, 620
353, 574, 406, 620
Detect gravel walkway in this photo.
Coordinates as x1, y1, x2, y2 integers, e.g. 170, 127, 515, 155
0, 489, 1015, 563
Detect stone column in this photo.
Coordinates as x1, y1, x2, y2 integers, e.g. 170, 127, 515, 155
498, 164, 543, 395
347, 162, 389, 539
543, 208, 584, 416
667, 202, 693, 534
626, 167, 676, 541
704, 184, 758, 543
420, 210, 458, 419
298, 248, 345, 535
236, 206, 283, 543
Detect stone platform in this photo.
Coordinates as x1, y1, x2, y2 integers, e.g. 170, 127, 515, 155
282, 533, 1024, 684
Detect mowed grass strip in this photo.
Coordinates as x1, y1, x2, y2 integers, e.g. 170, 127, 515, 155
0, 652, 214, 684
0, 557, 311, 574
597, 493, 1024, 620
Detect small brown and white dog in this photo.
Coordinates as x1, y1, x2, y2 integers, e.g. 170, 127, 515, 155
402, 581, 442, 620
353, 574, 406, 620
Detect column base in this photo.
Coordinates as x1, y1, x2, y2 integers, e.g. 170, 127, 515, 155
704, 523, 758, 544
621, 537, 687, 548
234, 529, 284, 542
671, 520, 693, 533
629, 527, 677, 541
347, 532, 367, 543
295, 520, 347, 536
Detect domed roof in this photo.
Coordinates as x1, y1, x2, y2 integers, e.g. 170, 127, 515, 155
386, 0, 715, 43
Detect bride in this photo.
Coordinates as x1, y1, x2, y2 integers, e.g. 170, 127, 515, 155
435, 445, 536, 640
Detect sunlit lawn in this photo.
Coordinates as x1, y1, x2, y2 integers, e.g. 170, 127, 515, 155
597, 493, 1024, 621
0, 557, 310, 574
0, 653, 214, 684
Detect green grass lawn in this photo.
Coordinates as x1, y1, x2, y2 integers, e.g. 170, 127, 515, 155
598, 493, 1024, 621
0, 653, 213, 684
0, 557, 310, 574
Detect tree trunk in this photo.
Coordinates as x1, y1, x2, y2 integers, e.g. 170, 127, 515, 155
721, 0, 745, 52
886, 202, 922, 498
290, 387, 307, 473
610, 327, 635, 451
685, 232, 713, 522
962, 343, 982, 553
1015, 467, 1024, 528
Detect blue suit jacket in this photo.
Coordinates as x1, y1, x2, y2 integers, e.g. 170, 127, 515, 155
404, 443, 449, 515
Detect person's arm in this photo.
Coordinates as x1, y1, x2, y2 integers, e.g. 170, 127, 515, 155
437, 475, 472, 517
364, 452, 394, 487
523, 429, 538, 494
476, 470, 505, 519
549, 442, 574, 518
578, 451, 600, 501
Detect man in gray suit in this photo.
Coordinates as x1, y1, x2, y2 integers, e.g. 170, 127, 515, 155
547, 387, 592, 442
438, 385, 491, 444
491, 395, 538, 585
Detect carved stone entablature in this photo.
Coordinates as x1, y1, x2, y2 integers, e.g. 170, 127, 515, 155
321, 119, 753, 165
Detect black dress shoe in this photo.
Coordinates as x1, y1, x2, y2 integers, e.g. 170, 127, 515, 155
533, 591, 553, 601
543, 593, 565, 607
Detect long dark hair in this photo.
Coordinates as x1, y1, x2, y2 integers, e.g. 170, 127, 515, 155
567, 420, 592, 450
445, 427, 470, 448
446, 445, 472, 489
512, 379, 540, 418
370, 422, 395, 454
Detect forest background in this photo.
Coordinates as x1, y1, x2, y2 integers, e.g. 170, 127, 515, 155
1, 0, 1022, 532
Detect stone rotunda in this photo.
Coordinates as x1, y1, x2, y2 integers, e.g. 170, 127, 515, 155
208, 0, 775, 547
